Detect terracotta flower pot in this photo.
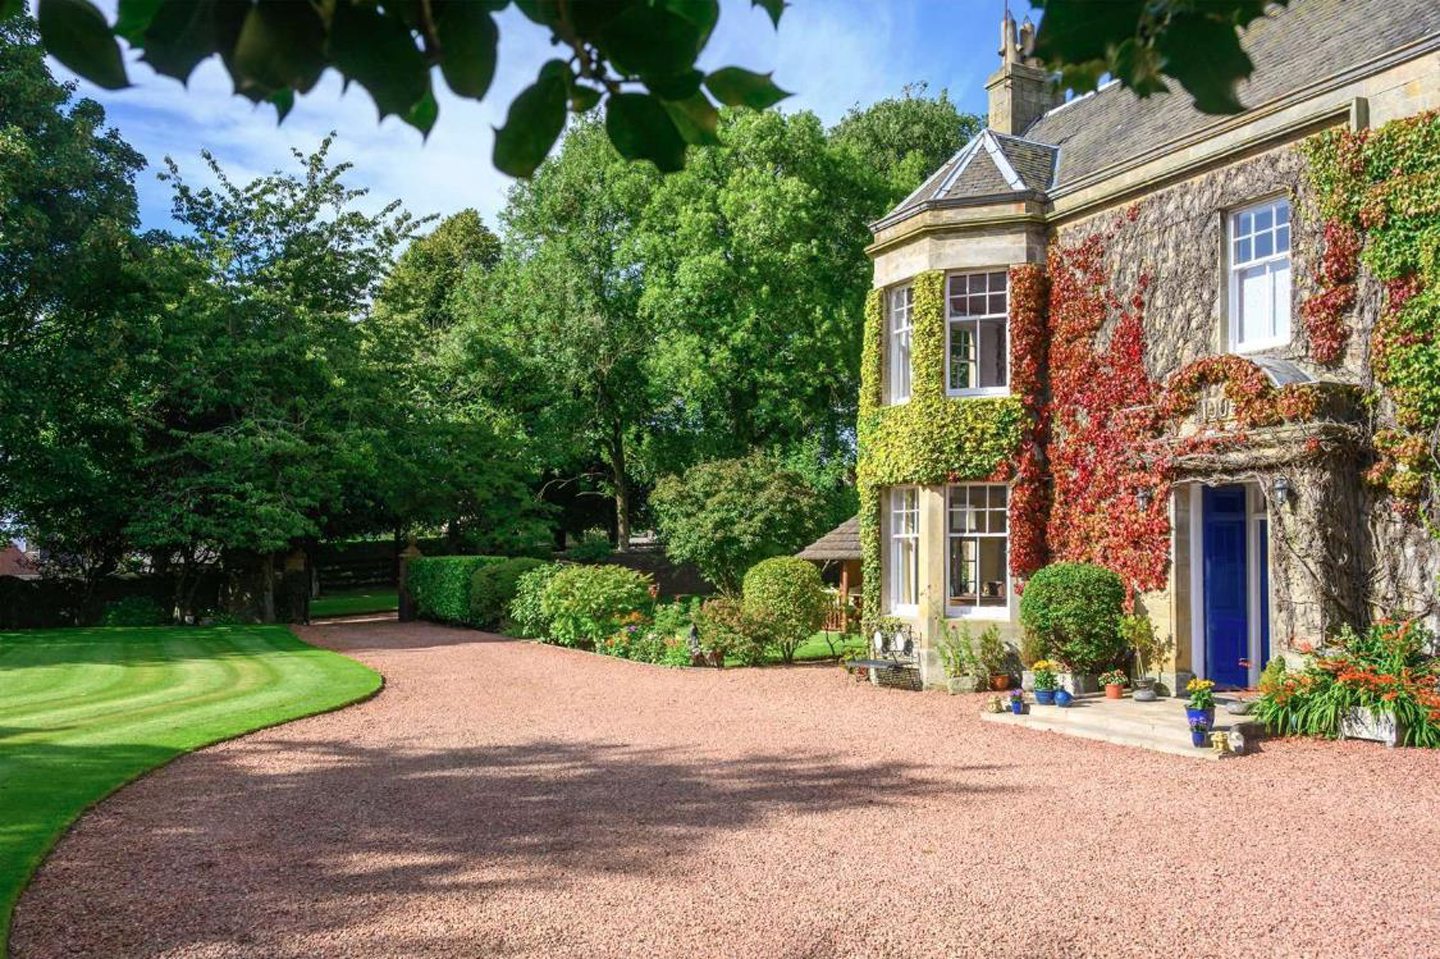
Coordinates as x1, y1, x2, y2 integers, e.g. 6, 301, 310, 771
989, 673, 1011, 692
1105, 683, 1123, 699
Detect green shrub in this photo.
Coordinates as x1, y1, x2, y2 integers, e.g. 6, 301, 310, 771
509, 562, 566, 638
101, 596, 169, 626
566, 527, 614, 562
741, 557, 827, 664
407, 556, 508, 625
469, 557, 546, 630
653, 595, 704, 638
539, 564, 653, 648
694, 596, 769, 666
650, 452, 829, 593
1019, 562, 1126, 673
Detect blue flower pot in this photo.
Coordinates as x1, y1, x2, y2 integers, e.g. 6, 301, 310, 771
1054, 689, 1074, 707
1010, 699, 1024, 715
1035, 689, 1056, 705
1186, 707, 1215, 728
1191, 729, 1209, 747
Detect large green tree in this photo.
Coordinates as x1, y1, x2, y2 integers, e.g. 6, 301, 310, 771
0, 15, 147, 582
831, 82, 980, 206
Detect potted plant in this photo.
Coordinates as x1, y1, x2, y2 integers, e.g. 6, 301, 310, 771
1185, 677, 1216, 728
1120, 613, 1172, 701
1189, 716, 1211, 748
1008, 688, 1025, 715
1054, 687, 1074, 707
1031, 659, 1059, 705
939, 623, 981, 694
1098, 669, 1128, 699
978, 624, 1011, 691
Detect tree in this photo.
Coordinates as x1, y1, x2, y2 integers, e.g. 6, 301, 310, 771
635, 108, 884, 479
0, 16, 147, 584
452, 118, 659, 549
18, 0, 788, 176
375, 209, 500, 333
649, 453, 829, 594
831, 83, 980, 206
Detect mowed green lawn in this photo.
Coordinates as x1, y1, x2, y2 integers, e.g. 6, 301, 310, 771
0, 626, 381, 953
310, 588, 398, 618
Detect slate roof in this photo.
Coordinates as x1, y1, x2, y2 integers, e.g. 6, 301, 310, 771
884, 129, 1058, 224
879, 0, 1440, 228
796, 516, 861, 561
1026, 0, 1440, 189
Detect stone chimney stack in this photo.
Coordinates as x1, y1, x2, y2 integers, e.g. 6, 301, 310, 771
985, 12, 1063, 136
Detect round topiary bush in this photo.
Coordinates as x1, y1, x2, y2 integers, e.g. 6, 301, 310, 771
741, 556, 828, 664
470, 557, 546, 631
538, 563, 654, 648
1018, 562, 1126, 674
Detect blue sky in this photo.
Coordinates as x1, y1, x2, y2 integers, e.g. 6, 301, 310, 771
50, 1, 1021, 233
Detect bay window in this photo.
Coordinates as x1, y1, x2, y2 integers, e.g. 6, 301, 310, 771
946, 484, 1009, 614
888, 487, 919, 612
1228, 197, 1292, 351
947, 271, 1008, 394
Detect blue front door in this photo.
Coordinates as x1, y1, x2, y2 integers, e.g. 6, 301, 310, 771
1203, 486, 1249, 688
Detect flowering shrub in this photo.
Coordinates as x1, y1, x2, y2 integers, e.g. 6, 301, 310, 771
536, 564, 653, 648
1254, 620, 1440, 747
694, 596, 770, 666
508, 562, 566, 638
1098, 669, 1128, 687
598, 622, 691, 666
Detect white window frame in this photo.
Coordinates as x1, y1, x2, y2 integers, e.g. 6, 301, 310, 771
888, 486, 919, 614
945, 270, 1010, 396
887, 285, 913, 404
945, 483, 1010, 619
1227, 197, 1292, 353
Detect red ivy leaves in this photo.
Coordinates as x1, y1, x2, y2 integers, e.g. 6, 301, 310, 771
1008, 263, 1050, 580
1300, 221, 1360, 364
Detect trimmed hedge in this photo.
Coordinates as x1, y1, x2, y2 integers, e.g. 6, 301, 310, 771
407, 556, 508, 625
1018, 562, 1126, 673
469, 557, 546, 630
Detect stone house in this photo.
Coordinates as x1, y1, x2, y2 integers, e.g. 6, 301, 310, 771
860, 0, 1440, 690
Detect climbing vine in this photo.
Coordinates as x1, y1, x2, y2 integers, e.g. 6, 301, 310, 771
857, 270, 1032, 628
1305, 110, 1440, 514
1299, 221, 1361, 364
1007, 263, 1050, 579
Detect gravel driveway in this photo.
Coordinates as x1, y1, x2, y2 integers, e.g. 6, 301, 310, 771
13, 621, 1440, 958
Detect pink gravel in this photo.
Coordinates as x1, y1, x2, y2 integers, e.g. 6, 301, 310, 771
13, 621, 1440, 958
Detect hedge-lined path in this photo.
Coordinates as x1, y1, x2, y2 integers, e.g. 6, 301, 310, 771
13, 620, 1440, 958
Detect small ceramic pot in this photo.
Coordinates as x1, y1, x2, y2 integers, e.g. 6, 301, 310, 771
1224, 700, 1254, 715
1186, 706, 1215, 727
1191, 729, 1209, 747
1053, 689, 1074, 707
1010, 698, 1024, 715
1034, 689, 1056, 705
1133, 683, 1158, 703
1104, 683, 1123, 700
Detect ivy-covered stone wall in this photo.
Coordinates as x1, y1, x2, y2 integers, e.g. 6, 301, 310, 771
856, 271, 1030, 630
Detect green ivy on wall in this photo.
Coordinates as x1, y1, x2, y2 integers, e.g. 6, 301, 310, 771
857, 270, 1028, 629
1305, 110, 1440, 516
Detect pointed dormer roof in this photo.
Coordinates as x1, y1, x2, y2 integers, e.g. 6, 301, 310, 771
875, 128, 1057, 231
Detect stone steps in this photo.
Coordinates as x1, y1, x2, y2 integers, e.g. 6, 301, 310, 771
978, 695, 1261, 760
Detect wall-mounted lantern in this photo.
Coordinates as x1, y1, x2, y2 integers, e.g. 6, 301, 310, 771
1272, 476, 1291, 502
1136, 488, 1153, 511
